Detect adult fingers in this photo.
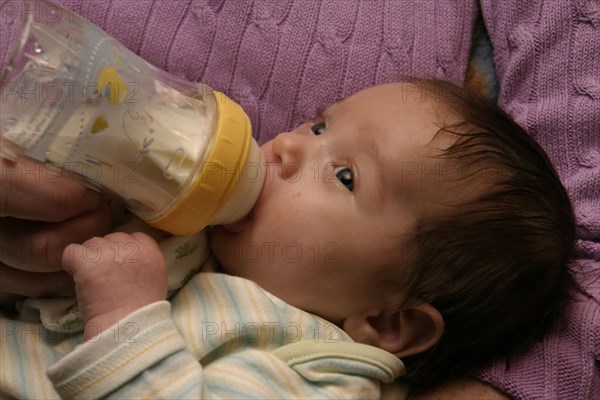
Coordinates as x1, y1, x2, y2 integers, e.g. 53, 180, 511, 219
0, 200, 112, 272
0, 293, 23, 308
0, 264, 75, 299
0, 156, 101, 221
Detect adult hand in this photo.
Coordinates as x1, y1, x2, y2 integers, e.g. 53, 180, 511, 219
0, 156, 112, 304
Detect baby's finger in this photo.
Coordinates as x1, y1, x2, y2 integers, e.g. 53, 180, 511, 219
100, 232, 149, 264
102, 231, 135, 243
61, 243, 86, 276
62, 236, 112, 275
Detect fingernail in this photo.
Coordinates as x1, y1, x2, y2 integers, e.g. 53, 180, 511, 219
81, 191, 101, 213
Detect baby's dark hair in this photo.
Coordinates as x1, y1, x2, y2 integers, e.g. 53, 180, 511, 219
398, 78, 576, 385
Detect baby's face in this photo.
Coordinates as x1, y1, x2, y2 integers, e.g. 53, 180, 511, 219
210, 83, 444, 324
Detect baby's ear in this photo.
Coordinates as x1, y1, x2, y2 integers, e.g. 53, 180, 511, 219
342, 301, 444, 358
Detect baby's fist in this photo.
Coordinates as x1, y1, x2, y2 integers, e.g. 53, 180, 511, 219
62, 232, 167, 339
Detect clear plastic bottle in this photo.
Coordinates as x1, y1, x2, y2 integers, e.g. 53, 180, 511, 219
0, 0, 264, 234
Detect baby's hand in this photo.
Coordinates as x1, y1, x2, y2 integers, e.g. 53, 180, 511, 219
62, 232, 167, 340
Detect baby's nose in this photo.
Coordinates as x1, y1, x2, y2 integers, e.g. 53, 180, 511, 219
271, 132, 305, 180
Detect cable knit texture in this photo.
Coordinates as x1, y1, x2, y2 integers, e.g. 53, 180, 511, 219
475, 1, 600, 399
1, 1, 598, 399
1, 0, 475, 143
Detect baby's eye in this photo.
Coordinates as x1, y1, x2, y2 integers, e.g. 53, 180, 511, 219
335, 166, 354, 191
311, 122, 326, 135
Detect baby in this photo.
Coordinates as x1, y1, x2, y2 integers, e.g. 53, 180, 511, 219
0, 79, 575, 399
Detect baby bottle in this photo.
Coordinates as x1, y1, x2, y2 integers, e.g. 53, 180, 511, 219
0, 0, 264, 235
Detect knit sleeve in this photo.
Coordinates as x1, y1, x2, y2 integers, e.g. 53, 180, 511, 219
477, 1, 600, 399
46, 301, 387, 399
46, 301, 206, 399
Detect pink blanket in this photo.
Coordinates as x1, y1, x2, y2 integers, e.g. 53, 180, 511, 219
1, 1, 597, 398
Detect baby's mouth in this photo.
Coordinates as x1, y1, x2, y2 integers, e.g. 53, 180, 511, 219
221, 207, 255, 233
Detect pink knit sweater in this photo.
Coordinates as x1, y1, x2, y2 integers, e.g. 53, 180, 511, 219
1, 1, 598, 399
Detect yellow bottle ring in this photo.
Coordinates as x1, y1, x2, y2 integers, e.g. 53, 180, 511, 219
148, 91, 252, 235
